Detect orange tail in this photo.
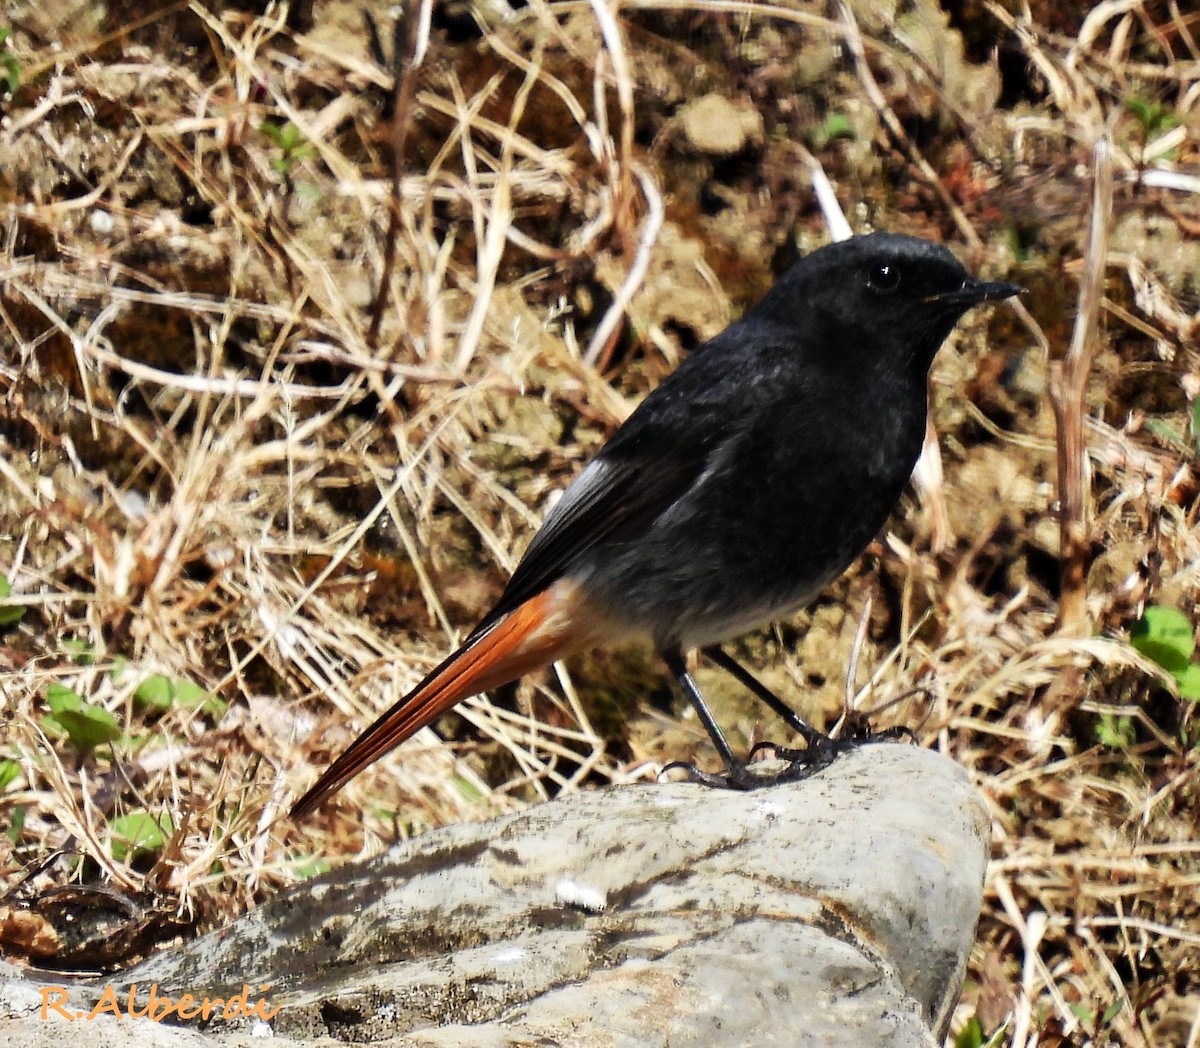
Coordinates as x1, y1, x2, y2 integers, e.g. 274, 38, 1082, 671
291, 582, 609, 819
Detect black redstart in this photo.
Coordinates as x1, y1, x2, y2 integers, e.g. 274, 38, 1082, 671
292, 232, 1020, 818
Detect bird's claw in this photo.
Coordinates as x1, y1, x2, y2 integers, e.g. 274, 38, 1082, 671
836, 716, 918, 746
661, 759, 746, 789
661, 753, 827, 789
661, 748, 824, 790
663, 721, 914, 790
760, 720, 916, 763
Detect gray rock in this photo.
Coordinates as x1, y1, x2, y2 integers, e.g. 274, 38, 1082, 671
0, 744, 989, 1047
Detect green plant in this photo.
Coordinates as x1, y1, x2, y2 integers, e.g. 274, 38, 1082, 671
0, 759, 22, 843
1130, 605, 1200, 701
134, 674, 227, 718
955, 1016, 984, 1048
954, 1016, 1007, 1048
6, 804, 25, 844
451, 775, 483, 804
1095, 711, 1136, 750
292, 855, 332, 879
811, 111, 855, 148
1071, 997, 1125, 1037
42, 683, 122, 752
0, 28, 19, 96
109, 810, 174, 861
1126, 97, 1180, 139
259, 119, 315, 177
1126, 96, 1181, 164
61, 637, 95, 664
0, 572, 25, 626
1142, 416, 1192, 457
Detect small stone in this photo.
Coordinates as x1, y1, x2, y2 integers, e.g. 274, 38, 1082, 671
678, 94, 764, 156
89, 209, 115, 235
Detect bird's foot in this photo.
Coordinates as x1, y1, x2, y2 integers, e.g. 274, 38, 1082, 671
661, 746, 830, 790
661, 753, 828, 789
836, 715, 918, 746
661, 722, 914, 790
660, 759, 749, 789
755, 720, 916, 763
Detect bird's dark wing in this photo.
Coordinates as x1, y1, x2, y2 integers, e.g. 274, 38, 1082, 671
473, 428, 718, 634
471, 357, 757, 635
468, 318, 801, 636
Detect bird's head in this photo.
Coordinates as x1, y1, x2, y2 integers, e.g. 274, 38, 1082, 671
757, 233, 1022, 374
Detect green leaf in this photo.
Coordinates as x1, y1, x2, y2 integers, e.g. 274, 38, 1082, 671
170, 678, 211, 707
134, 674, 222, 716
1100, 998, 1125, 1026
1095, 713, 1135, 750
0, 27, 18, 97
1069, 1002, 1096, 1024
61, 637, 94, 664
110, 810, 173, 861
1130, 606, 1195, 674
0, 573, 25, 626
119, 733, 157, 753
6, 804, 26, 843
259, 120, 313, 170
812, 111, 855, 147
954, 1016, 984, 1048
133, 675, 174, 711
258, 119, 285, 146
1127, 97, 1179, 137
1143, 417, 1187, 454
1127, 97, 1153, 128
292, 855, 331, 879
1172, 662, 1200, 702
451, 775, 483, 803
0, 758, 20, 791
43, 683, 123, 752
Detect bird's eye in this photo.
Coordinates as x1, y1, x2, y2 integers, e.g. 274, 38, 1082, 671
866, 263, 901, 294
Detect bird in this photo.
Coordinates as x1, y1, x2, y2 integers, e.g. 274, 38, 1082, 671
291, 232, 1021, 818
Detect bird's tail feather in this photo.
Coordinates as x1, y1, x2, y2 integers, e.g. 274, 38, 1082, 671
290, 585, 593, 819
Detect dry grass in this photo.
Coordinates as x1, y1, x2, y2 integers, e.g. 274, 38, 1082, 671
1, 0, 1198, 1044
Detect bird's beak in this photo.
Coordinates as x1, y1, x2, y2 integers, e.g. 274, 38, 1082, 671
930, 280, 1025, 307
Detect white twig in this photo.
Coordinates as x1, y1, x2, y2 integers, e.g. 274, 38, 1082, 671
795, 143, 852, 242
583, 166, 664, 366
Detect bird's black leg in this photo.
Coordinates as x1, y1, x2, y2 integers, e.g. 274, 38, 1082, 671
705, 644, 920, 780
660, 649, 756, 789
659, 648, 908, 790
704, 645, 916, 758
700, 645, 828, 749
